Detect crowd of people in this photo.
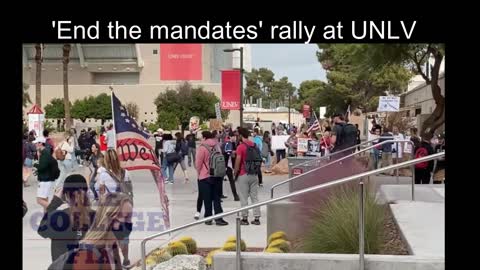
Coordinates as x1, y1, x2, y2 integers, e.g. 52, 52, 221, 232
23, 126, 135, 269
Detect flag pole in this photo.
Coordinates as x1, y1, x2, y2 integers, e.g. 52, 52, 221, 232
109, 85, 117, 150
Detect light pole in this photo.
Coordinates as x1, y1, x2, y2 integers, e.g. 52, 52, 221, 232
224, 47, 244, 128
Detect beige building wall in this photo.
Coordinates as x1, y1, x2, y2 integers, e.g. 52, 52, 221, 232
243, 111, 306, 127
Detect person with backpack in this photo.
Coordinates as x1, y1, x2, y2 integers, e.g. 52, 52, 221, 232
95, 149, 134, 267
252, 128, 264, 186
37, 174, 96, 263
33, 137, 60, 210
48, 193, 133, 270
162, 133, 178, 184
212, 130, 228, 199
414, 134, 435, 184
194, 131, 228, 226
222, 133, 240, 201
330, 113, 358, 155
174, 132, 190, 183
55, 131, 75, 189
234, 127, 262, 226
43, 129, 55, 155
23, 134, 36, 187
262, 131, 274, 174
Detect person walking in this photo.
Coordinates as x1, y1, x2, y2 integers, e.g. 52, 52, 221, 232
174, 132, 190, 183
55, 131, 75, 189
392, 126, 405, 164
162, 133, 177, 184
262, 131, 274, 173
88, 143, 103, 201
23, 134, 36, 187
33, 137, 59, 210
253, 128, 264, 186
106, 123, 116, 151
186, 134, 197, 167
154, 128, 164, 164
330, 113, 358, 155
378, 127, 394, 175
234, 128, 262, 225
222, 133, 240, 201
99, 126, 108, 155
414, 134, 435, 184
195, 131, 228, 225
37, 174, 96, 262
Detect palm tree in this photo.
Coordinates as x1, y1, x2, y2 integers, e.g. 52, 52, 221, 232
23, 82, 31, 108
62, 44, 72, 130
34, 43, 43, 107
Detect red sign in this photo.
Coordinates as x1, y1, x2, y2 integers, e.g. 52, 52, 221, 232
221, 70, 241, 110
160, 44, 202, 80
303, 104, 311, 118
292, 168, 303, 175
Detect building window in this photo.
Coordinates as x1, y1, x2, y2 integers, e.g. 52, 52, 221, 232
153, 49, 158, 54
145, 112, 147, 114
415, 108, 421, 116
151, 112, 153, 114
92, 72, 140, 85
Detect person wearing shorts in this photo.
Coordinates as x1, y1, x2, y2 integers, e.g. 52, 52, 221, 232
33, 137, 56, 210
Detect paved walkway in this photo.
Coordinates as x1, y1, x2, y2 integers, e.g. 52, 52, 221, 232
22, 162, 290, 270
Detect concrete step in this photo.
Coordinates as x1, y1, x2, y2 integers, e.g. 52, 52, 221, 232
377, 184, 445, 204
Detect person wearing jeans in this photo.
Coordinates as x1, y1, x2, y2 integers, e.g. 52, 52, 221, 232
162, 134, 176, 184
194, 131, 228, 225
56, 131, 75, 189
186, 134, 196, 167
234, 128, 261, 225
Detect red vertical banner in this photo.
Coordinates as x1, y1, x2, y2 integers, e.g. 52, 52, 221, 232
221, 70, 241, 110
303, 104, 311, 118
160, 44, 202, 80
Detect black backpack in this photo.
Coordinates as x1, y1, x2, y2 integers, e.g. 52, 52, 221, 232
244, 143, 262, 175
49, 155, 61, 180
336, 123, 357, 148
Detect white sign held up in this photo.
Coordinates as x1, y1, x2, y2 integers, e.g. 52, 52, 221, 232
214, 103, 222, 120
377, 96, 400, 112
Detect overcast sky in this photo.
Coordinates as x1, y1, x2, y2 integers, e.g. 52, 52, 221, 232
251, 44, 326, 88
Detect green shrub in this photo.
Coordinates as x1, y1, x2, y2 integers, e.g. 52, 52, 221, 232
300, 184, 386, 254
149, 248, 172, 263
268, 239, 291, 253
147, 123, 159, 133
167, 241, 188, 256
43, 120, 56, 133
225, 236, 247, 251
179, 236, 197, 254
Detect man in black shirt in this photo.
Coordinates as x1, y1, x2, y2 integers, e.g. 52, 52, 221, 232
330, 113, 358, 155
414, 134, 435, 184
433, 132, 445, 184
154, 128, 164, 164
186, 133, 197, 167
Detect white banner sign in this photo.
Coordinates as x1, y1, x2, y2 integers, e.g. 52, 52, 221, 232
28, 113, 44, 137
215, 103, 222, 120
319, 107, 327, 119
377, 96, 400, 112
271, 135, 289, 150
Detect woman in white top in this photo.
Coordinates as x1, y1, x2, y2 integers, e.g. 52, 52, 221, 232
95, 149, 133, 267
55, 131, 75, 188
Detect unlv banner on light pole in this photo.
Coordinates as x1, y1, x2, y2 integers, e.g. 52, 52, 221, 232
221, 70, 241, 110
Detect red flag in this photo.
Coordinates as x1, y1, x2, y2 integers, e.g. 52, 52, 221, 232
221, 70, 241, 110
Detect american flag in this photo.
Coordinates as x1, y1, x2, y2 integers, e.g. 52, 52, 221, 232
112, 92, 170, 229
307, 119, 320, 133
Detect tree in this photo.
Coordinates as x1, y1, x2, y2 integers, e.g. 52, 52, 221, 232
34, 43, 43, 107
62, 44, 72, 130
244, 68, 275, 106
45, 98, 71, 130
270, 76, 296, 106
91, 93, 112, 125
23, 82, 31, 108
71, 96, 94, 123
157, 111, 179, 131
125, 102, 139, 120
316, 44, 412, 114
346, 44, 445, 138
154, 82, 229, 132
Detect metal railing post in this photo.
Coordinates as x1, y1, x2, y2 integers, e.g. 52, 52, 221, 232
236, 212, 242, 270
141, 240, 147, 270
412, 163, 416, 201
359, 180, 365, 270
395, 141, 399, 184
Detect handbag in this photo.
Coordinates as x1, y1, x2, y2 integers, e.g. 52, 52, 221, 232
166, 152, 181, 164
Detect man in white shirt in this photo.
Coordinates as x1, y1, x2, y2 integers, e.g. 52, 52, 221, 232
105, 123, 116, 150
392, 126, 405, 163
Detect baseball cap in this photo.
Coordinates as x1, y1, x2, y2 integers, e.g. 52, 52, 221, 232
157, 128, 164, 133
32, 137, 46, 144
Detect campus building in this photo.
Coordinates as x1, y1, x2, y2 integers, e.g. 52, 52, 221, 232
22, 43, 252, 127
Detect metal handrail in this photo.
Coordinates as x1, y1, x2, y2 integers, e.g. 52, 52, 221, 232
271, 139, 415, 198
140, 152, 445, 270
